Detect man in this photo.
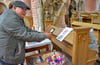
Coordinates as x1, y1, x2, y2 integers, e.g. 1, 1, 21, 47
0, 1, 51, 65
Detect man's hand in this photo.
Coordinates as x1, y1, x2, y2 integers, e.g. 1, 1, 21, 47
44, 32, 51, 39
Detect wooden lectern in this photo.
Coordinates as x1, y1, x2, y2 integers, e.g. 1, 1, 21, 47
45, 25, 97, 65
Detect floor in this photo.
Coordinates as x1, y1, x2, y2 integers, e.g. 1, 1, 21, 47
94, 60, 100, 65
60, 51, 100, 65
0, 52, 99, 65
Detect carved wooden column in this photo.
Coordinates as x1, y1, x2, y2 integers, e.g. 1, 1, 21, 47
72, 27, 90, 65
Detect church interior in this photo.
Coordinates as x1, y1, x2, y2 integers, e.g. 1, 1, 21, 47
0, 0, 100, 65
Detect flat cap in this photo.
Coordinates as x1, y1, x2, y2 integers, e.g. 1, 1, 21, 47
13, 1, 30, 10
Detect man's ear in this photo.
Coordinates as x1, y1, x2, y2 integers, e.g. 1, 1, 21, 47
13, 6, 16, 10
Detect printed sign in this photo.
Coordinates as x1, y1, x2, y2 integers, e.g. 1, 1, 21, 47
56, 27, 73, 41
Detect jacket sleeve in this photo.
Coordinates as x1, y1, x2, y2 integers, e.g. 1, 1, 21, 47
2, 18, 46, 42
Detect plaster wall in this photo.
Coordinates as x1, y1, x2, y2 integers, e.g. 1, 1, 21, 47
85, 0, 96, 11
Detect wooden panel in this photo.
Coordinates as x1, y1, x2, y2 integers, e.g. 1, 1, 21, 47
45, 21, 53, 28
87, 49, 97, 60
25, 45, 49, 53
92, 16, 100, 24
87, 61, 96, 65
71, 22, 100, 30
51, 36, 73, 56
25, 45, 51, 65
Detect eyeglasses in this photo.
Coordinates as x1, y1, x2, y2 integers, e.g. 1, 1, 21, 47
22, 8, 27, 11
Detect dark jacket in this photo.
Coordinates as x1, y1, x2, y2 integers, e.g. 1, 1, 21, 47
0, 9, 46, 64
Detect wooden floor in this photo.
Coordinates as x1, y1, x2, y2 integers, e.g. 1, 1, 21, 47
94, 63, 100, 65
94, 61, 100, 65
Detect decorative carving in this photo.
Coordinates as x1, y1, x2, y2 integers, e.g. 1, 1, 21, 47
43, 0, 63, 21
